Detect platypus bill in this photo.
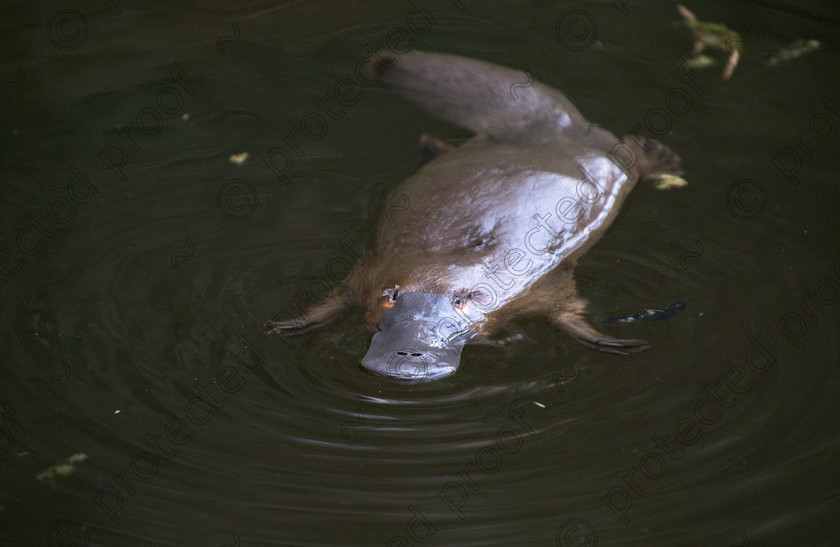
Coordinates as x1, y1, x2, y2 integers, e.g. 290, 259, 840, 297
265, 50, 683, 382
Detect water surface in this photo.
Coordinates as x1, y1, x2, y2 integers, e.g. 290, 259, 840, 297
2, 1, 839, 545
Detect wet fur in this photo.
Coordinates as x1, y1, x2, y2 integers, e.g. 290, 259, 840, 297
266, 51, 682, 356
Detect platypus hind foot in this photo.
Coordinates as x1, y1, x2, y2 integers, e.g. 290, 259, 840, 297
623, 135, 683, 180
419, 133, 455, 156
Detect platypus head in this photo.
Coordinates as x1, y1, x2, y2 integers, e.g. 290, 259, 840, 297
361, 291, 483, 384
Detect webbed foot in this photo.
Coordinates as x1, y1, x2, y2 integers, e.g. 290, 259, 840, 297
574, 334, 651, 355
263, 286, 353, 336
420, 133, 455, 156
262, 317, 314, 335
602, 300, 687, 324
551, 310, 651, 355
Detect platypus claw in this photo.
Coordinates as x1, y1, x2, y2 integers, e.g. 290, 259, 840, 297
263, 288, 353, 336
262, 319, 311, 335
576, 336, 651, 355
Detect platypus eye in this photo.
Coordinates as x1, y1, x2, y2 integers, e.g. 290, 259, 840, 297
380, 285, 400, 306
452, 289, 492, 310
452, 289, 471, 309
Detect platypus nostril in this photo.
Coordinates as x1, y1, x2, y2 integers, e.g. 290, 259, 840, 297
396, 351, 408, 355
411, 352, 422, 357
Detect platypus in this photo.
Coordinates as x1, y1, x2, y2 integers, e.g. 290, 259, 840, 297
265, 50, 682, 381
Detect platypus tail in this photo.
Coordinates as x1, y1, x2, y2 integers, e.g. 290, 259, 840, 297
366, 50, 588, 138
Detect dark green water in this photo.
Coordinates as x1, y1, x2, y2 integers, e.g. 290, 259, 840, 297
2, 1, 839, 545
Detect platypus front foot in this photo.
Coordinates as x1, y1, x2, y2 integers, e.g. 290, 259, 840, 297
263, 286, 354, 336
262, 318, 307, 335
262, 311, 343, 335
552, 311, 651, 355
574, 335, 651, 355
